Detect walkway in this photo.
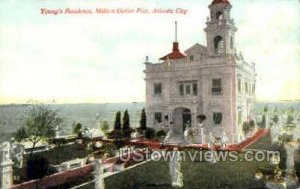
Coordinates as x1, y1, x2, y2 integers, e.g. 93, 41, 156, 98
128, 128, 269, 151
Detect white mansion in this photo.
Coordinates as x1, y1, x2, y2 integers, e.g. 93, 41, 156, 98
144, 0, 256, 143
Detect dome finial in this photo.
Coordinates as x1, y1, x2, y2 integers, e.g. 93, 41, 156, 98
211, 0, 230, 5
175, 21, 177, 42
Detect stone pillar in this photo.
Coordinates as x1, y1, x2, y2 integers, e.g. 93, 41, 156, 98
265, 114, 269, 128
0, 142, 13, 189
284, 143, 299, 189
169, 150, 183, 188
55, 125, 60, 139
191, 113, 195, 128
94, 159, 105, 189
285, 143, 295, 174
200, 127, 204, 144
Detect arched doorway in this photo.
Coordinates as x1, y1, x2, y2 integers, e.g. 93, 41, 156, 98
173, 107, 191, 133
214, 35, 224, 54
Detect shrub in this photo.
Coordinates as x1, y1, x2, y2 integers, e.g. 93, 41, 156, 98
243, 120, 255, 135
100, 121, 109, 134
139, 108, 147, 130
26, 154, 50, 180
114, 111, 121, 130
73, 122, 82, 135
108, 129, 123, 139
122, 110, 132, 138
145, 128, 156, 139
156, 130, 166, 138
287, 115, 294, 124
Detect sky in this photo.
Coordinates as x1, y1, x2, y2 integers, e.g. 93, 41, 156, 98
0, 0, 299, 104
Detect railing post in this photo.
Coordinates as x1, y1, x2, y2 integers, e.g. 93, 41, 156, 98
0, 142, 13, 189
93, 159, 105, 189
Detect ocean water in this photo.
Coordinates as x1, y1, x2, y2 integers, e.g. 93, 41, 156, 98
0, 101, 299, 143
0, 103, 144, 142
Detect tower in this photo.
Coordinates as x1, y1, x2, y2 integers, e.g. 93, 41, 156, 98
204, 0, 237, 55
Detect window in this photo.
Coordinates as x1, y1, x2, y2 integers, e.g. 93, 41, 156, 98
249, 84, 252, 94
212, 79, 222, 95
214, 36, 224, 54
245, 82, 248, 94
179, 84, 184, 96
193, 83, 198, 95
238, 79, 241, 93
154, 112, 162, 123
154, 83, 162, 95
179, 81, 198, 96
213, 112, 222, 125
238, 111, 242, 124
216, 11, 223, 20
185, 85, 191, 94
189, 55, 194, 61
230, 36, 234, 49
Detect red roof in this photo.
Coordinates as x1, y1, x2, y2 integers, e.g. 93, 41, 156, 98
159, 42, 186, 61
211, 0, 230, 5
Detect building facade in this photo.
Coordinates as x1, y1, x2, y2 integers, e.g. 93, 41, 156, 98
144, 0, 256, 143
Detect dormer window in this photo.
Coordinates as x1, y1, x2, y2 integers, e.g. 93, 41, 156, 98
189, 55, 194, 62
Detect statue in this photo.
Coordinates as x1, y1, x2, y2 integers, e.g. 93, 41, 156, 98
221, 131, 228, 149
131, 130, 140, 139
184, 126, 194, 144
208, 132, 215, 149
169, 148, 183, 187
164, 122, 175, 143
184, 120, 194, 144
94, 159, 105, 189
11, 143, 24, 168
194, 114, 206, 144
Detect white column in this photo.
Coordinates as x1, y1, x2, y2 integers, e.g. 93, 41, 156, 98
285, 143, 296, 174
94, 159, 105, 189
0, 142, 13, 189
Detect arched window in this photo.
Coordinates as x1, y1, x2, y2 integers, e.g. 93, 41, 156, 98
214, 36, 224, 54
230, 36, 234, 49
216, 11, 223, 20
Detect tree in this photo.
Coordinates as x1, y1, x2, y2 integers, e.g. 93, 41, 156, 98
156, 129, 166, 138
139, 108, 147, 130
13, 103, 63, 157
100, 121, 109, 134
287, 106, 295, 124
145, 128, 156, 139
261, 105, 269, 127
72, 122, 82, 135
114, 111, 121, 130
122, 110, 132, 138
122, 110, 130, 130
272, 107, 279, 124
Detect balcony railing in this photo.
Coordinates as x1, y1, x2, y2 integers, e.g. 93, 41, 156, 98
211, 92, 223, 96
211, 87, 222, 96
